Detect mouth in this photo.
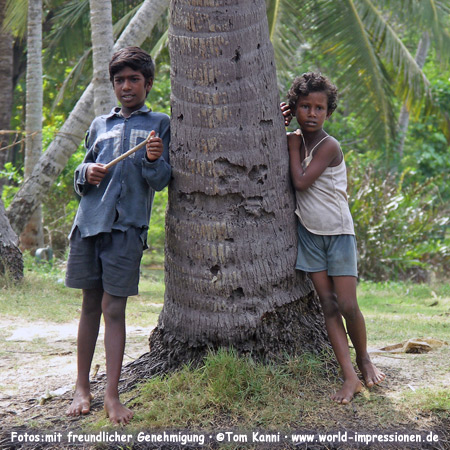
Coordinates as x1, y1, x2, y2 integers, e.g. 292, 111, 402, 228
121, 94, 134, 101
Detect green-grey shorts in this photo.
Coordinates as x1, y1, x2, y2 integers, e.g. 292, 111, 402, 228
295, 221, 358, 277
65, 226, 144, 297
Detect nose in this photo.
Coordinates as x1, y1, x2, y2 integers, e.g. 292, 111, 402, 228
123, 78, 132, 90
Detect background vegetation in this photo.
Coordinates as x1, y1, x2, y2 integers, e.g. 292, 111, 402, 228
1, 1, 449, 282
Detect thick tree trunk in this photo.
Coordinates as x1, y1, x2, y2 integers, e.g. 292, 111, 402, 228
148, 0, 329, 370
89, 0, 115, 115
20, 0, 44, 253
7, 0, 170, 236
0, 0, 14, 193
0, 199, 23, 280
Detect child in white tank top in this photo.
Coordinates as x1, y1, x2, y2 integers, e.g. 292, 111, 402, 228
281, 72, 385, 404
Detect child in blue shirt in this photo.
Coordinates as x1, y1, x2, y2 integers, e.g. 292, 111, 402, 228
65, 47, 171, 424
282, 73, 385, 404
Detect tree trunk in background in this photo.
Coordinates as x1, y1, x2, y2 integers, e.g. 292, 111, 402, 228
148, 0, 329, 369
397, 31, 430, 158
0, 199, 23, 280
89, 0, 115, 116
19, 0, 44, 253
6, 0, 170, 236
0, 0, 14, 193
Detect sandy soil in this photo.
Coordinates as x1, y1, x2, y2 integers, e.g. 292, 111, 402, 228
0, 318, 152, 421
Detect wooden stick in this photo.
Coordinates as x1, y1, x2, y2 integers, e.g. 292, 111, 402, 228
104, 130, 155, 169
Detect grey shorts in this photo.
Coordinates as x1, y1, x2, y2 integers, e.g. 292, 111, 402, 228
295, 221, 358, 277
65, 227, 144, 297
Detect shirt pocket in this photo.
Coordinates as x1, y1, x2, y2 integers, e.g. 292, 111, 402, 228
129, 130, 151, 166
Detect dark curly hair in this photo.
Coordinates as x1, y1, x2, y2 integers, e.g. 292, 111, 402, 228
109, 46, 155, 84
287, 72, 338, 115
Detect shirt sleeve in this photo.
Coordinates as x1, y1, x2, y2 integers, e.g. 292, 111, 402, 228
141, 115, 172, 191
73, 126, 98, 196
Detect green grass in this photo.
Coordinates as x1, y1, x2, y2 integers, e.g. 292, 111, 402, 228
0, 252, 165, 326
90, 348, 335, 432
358, 280, 450, 345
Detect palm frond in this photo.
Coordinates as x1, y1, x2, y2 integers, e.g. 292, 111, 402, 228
3, 0, 28, 38
50, 47, 92, 112
45, 0, 90, 57
266, 0, 308, 74
304, 0, 396, 145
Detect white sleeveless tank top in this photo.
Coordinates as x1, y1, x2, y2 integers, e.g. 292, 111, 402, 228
295, 136, 355, 236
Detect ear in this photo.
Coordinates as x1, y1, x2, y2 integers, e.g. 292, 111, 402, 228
146, 78, 154, 95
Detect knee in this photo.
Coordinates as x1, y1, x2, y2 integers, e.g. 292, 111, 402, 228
81, 289, 103, 317
319, 293, 340, 318
102, 296, 127, 322
339, 300, 360, 322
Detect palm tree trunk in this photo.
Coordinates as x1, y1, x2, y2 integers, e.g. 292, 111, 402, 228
89, 0, 115, 116
0, 0, 14, 194
19, 0, 44, 253
397, 31, 430, 158
7, 0, 170, 236
148, 0, 328, 369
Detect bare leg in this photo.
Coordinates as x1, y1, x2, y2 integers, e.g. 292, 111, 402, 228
309, 272, 362, 404
66, 288, 103, 416
333, 276, 385, 388
102, 292, 133, 425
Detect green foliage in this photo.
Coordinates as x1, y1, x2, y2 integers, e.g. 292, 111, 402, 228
348, 153, 450, 281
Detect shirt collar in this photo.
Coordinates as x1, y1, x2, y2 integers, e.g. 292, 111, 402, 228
107, 104, 151, 119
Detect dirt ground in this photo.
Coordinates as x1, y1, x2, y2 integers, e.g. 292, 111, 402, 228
0, 318, 449, 449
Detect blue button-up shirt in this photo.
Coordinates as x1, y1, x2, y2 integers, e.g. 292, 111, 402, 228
71, 105, 171, 241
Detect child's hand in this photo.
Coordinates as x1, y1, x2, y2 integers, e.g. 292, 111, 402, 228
280, 102, 292, 126
146, 131, 163, 161
86, 163, 108, 185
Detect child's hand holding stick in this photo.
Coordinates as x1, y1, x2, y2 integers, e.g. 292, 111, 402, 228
104, 130, 156, 169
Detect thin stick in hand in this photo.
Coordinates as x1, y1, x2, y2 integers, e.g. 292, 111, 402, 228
104, 130, 155, 169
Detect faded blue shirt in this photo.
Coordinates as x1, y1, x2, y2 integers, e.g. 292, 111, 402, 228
71, 105, 171, 242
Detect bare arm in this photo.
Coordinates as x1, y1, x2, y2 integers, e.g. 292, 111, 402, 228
288, 133, 341, 191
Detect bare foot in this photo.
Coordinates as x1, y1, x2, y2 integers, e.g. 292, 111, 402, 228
66, 388, 93, 416
331, 377, 363, 404
357, 355, 386, 388
104, 396, 133, 425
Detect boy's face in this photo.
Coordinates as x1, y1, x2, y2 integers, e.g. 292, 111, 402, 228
112, 66, 153, 117
295, 91, 331, 133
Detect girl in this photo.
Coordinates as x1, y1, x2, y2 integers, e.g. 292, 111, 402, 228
283, 72, 385, 404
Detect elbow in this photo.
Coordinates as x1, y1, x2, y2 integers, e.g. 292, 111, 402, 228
293, 180, 308, 192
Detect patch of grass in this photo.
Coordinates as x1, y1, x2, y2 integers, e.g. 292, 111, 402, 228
0, 258, 165, 328
101, 348, 336, 432
358, 280, 450, 345
402, 387, 450, 418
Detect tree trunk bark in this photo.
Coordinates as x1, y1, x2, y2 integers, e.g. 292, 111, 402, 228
148, 0, 329, 370
0, 199, 23, 280
0, 0, 14, 193
7, 0, 170, 236
89, 0, 115, 116
19, 0, 44, 253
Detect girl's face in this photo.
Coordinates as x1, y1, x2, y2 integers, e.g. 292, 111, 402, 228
295, 91, 330, 133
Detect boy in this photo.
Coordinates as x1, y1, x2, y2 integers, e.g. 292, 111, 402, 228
65, 46, 171, 424
282, 73, 385, 404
